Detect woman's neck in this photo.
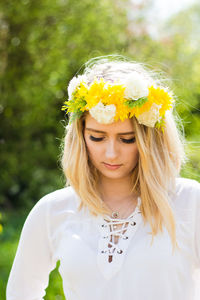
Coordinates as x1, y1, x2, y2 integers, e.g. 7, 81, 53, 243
99, 175, 137, 205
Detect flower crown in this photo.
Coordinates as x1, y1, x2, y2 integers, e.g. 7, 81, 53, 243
61, 73, 174, 129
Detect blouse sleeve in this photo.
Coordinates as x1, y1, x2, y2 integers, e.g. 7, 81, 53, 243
6, 194, 57, 300
194, 181, 200, 269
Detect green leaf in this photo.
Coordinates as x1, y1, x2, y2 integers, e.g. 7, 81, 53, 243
69, 110, 84, 123
125, 97, 148, 108
155, 117, 165, 131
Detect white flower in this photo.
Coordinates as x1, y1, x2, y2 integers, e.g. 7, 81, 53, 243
89, 101, 116, 124
136, 103, 162, 127
124, 73, 149, 100
67, 75, 87, 100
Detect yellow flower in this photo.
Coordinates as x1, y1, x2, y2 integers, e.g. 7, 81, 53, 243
82, 79, 126, 111
0, 224, 3, 234
84, 79, 106, 109
147, 86, 174, 116
76, 82, 88, 100
62, 77, 174, 129
114, 101, 130, 121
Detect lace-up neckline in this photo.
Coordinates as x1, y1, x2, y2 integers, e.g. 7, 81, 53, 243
97, 197, 142, 279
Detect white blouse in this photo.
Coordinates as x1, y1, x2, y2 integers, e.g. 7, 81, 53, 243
6, 177, 200, 300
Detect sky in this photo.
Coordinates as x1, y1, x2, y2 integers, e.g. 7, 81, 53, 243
151, 0, 196, 20
142, 0, 197, 38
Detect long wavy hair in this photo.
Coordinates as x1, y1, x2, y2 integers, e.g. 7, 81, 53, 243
61, 56, 186, 249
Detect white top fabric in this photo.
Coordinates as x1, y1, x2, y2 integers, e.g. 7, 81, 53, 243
6, 177, 200, 300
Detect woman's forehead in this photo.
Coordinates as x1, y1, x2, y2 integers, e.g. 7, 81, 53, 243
84, 113, 135, 134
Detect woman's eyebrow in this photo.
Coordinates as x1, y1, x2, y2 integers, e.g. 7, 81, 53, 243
85, 128, 135, 135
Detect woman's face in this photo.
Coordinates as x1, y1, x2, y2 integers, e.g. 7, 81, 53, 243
83, 114, 139, 181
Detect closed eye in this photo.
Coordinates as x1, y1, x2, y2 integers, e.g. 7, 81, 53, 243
89, 136, 104, 142
89, 136, 136, 143
121, 137, 136, 144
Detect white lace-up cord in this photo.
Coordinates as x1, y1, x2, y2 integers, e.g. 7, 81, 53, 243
102, 216, 137, 254
99, 197, 141, 256
97, 200, 142, 276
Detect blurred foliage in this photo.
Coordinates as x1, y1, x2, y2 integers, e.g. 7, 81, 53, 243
0, 210, 65, 299
0, 0, 199, 210
0, 0, 130, 208
160, 4, 200, 181
0, 0, 200, 298
0, 212, 3, 234
0, 210, 28, 299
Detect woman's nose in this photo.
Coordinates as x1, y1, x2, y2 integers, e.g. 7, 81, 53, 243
105, 140, 118, 160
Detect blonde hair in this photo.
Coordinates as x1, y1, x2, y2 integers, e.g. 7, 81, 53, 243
61, 56, 186, 250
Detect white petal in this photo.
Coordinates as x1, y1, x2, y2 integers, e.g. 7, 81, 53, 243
68, 75, 87, 100
89, 102, 116, 124
137, 103, 162, 127
124, 73, 149, 100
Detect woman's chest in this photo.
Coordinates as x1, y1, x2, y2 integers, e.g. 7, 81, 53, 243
52, 214, 194, 282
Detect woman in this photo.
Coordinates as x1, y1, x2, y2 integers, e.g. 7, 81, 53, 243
6, 56, 200, 300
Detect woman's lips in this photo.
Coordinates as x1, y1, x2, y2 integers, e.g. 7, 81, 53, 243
103, 162, 122, 170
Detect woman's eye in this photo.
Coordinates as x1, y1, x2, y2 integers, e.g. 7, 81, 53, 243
121, 137, 136, 144
89, 135, 104, 142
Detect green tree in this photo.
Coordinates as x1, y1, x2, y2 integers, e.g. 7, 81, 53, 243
0, 0, 130, 208
158, 4, 200, 180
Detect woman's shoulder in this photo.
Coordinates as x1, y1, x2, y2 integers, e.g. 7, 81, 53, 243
18, 186, 80, 244
172, 177, 200, 211
32, 185, 81, 215
175, 177, 200, 195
